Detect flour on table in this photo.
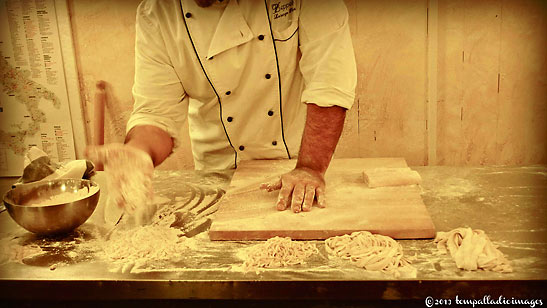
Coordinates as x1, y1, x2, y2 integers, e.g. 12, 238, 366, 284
0, 236, 44, 265
89, 224, 196, 273
325, 231, 413, 277
434, 227, 512, 272
238, 236, 318, 273
152, 195, 171, 206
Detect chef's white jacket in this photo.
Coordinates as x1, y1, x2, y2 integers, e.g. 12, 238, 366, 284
127, 0, 357, 170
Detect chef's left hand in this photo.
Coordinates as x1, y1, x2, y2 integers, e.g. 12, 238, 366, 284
260, 167, 326, 213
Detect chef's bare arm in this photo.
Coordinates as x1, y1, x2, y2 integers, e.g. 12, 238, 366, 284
297, 104, 346, 175
272, 103, 346, 213
124, 125, 173, 167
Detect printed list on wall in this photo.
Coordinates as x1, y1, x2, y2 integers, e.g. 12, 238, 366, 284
0, 0, 76, 176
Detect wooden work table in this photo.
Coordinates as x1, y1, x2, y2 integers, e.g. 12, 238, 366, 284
0, 162, 545, 305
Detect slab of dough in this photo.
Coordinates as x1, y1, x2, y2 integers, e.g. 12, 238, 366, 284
363, 167, 422, 188
434, 227, 512, 273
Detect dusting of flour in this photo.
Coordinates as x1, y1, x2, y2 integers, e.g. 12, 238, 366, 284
79, 224, 196, 273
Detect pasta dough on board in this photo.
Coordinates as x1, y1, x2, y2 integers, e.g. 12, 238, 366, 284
363, 167, 422, 188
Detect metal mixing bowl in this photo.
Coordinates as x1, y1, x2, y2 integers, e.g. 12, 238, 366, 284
3, 179, 100, 235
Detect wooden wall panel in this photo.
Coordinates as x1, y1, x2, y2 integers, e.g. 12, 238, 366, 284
460, 0, 502, 165
350, 0, 428, 166
437, 0, 502, 165
436, 0, 546, 165
497, 0, 547, 164
437, 0, 465, 165
335, 0, 361, 158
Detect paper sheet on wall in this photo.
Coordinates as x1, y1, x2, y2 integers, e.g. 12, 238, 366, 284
0, 0, 76, 176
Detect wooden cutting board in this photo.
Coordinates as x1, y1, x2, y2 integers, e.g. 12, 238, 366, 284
209, 158, 436, 240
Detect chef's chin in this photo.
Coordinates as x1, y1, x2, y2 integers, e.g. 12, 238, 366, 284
194, 0, 217, 7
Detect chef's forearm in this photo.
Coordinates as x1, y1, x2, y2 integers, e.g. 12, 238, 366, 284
124, 125, 173, 167
296, 103, 346, 174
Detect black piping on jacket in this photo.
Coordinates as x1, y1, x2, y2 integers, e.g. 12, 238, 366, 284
179, 0, 238, 168
264, 0, 292, 159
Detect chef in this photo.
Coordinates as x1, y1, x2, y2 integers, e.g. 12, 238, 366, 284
87, 0, 356, 219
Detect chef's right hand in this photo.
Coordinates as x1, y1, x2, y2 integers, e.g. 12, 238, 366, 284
85, 143, 155, 225
260, 167, 326, 213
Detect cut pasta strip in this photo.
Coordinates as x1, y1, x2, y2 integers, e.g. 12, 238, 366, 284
434, 227, 512, 272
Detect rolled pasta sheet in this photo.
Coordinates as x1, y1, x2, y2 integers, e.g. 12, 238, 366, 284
363, 167, 422, 188
325, 231, 412, 276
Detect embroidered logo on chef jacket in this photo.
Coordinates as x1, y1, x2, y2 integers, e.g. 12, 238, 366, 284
271, 0, 296, 19
268, 0, 299, 41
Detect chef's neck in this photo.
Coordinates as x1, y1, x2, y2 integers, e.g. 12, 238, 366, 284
194, 0, 224, 8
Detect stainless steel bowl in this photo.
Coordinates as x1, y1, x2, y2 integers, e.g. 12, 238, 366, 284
3, 179, 100, 235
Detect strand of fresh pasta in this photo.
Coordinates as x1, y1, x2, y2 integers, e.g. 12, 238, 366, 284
242, 236, 318, 271
325, 231, 411, 275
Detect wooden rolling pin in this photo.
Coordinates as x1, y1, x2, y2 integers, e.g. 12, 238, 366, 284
93, 81, 106, 171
